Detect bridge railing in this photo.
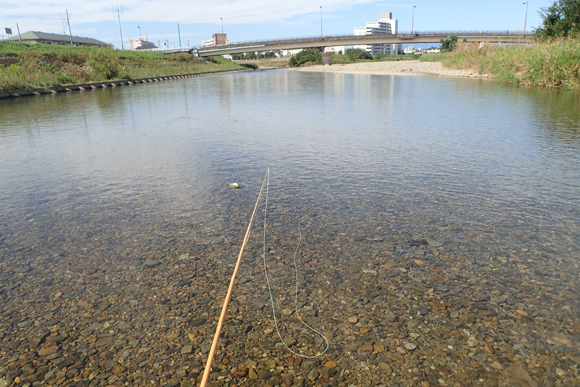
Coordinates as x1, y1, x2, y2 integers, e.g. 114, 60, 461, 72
198, 30, 533, 51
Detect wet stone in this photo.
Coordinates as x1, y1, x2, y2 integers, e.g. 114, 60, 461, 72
404, 342, 417, 351
190, 318, 207, 327
307, 369, 319, 381
144, 259, 160, 268
252, 302, 265, 310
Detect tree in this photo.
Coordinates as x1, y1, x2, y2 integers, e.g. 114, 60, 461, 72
535, 0, 580, 38
440, 35, 458, 52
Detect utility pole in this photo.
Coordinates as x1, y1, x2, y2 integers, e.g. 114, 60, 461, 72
66, 10, 73, 45
116, 5, 125, 50
320, 6, 323, 39
178, 24, 181, 47
16, 23, 22, 42
523, 2, 529, 37
412, 6, 416, 34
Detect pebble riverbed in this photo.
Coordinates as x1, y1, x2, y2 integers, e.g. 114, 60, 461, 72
1, 71, 579, 387
1, 177, 579, 387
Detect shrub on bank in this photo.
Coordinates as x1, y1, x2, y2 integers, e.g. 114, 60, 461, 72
289, 49, 322, 67
346, 48, 372, 61
239, 63, 258, 70
87, 48, 122, 80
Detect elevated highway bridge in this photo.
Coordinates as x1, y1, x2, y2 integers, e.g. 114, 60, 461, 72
194, 31, 534, 57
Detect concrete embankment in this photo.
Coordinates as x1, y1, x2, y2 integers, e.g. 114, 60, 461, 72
0, 69, 250, 100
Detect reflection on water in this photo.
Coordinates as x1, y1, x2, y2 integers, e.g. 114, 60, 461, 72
0, 71, 579, 385
1, 71, 579, 258
1, 70, 579, 269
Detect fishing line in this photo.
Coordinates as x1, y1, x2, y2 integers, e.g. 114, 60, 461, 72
261, 167, 332, 358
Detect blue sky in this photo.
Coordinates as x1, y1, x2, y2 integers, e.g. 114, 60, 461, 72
2, 1, 552, 49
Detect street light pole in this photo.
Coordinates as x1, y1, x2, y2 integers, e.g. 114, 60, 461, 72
320, 6, 323, 39
412, 6, 416, 34
66, 9, 73, 46
523, 2, 529, 37
116, 6, 124, 50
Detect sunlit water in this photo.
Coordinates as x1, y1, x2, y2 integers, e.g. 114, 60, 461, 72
1, 71, 578, 261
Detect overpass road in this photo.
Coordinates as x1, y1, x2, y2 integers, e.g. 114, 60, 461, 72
195, 31, 534, 57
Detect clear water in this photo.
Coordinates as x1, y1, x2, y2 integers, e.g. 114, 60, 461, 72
0, 70, 579, 384
1, 71, 578, 260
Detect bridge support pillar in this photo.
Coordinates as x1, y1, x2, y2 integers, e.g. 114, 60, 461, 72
322, 52, 332, 66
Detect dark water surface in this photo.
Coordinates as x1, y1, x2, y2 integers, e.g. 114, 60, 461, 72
0, 71, 579, 386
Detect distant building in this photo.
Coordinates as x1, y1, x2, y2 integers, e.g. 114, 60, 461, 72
353, 13, 401, 55
324, 46, 346, 55
130, 37, 157, 50
282, 49, 302, 57
7, 31, 111, 47
404, 45, 416, 55
202, 33, 228, 47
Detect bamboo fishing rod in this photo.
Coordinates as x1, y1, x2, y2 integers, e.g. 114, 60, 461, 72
199, 169, 269, 387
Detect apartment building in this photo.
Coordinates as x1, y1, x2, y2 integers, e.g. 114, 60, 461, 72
353, 13, 402, 55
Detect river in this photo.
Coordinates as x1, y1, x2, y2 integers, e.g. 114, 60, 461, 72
0, 70, 579, 386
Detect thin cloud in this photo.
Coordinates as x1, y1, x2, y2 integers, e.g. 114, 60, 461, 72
4, 0, 381, 26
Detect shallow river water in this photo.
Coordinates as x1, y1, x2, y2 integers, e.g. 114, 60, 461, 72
0, 70, 579, 387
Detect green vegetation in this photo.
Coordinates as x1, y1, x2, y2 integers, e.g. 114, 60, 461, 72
239, 62, 258, 70
0, 42, 244, 92
535, 0, 580, 38
345, 48, 373, 61
288, 48, 322, 67
231, 51, 275, 60
424, 39, 580, 89
440, 36, 458, 52
419, 52, 453, 62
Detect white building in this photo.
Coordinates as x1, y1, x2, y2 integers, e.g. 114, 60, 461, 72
353, 12, 401, 55
324, 46, 346, 55
282, 49, 303, 57
130, 37, 157, 50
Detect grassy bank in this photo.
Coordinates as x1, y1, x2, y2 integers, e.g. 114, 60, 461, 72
0, 42, 245, 92
420, 38, 580, 90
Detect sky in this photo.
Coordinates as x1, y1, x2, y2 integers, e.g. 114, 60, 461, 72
1, 0, 553, 49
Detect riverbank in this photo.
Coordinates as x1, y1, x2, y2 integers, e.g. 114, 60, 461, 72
295, 60, 490, 79
426, 38, 580, 90
0, 69, 249, 100
0, 42, 245, 92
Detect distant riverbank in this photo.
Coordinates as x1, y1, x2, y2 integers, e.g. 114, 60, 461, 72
0, 42, 245, 92
295, 60, 489, 79
298, 38, 580, 90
